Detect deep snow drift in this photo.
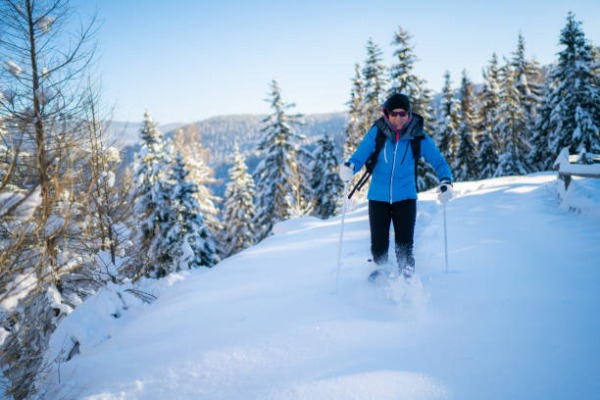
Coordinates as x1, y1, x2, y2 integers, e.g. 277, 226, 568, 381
40, 173, 600, 400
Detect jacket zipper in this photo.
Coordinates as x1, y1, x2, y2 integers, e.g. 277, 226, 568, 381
389, 141, 399, 203
390, 141, 410, 203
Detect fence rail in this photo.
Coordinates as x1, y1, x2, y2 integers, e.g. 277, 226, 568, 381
552, 147, 600, 189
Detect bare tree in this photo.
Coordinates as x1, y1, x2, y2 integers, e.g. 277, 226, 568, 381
0, 1, 99, 397
80, 82, 133, 275
1, 0, 97, 275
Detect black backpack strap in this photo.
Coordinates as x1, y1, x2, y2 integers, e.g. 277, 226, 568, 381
365, 127, 387, 173
410, 134, 423, 192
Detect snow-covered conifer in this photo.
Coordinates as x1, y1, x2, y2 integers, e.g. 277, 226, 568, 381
130, 111, 174, 278
221, 147, 257, 257
362, 39, 388, 129
254, 80, 305, 240
453, 70, 479, 181
542, 12, 600, 155
344, 64, 366, 159
435, 71, 460, 167
388, 27, 433, 121
476, 53, 503, 178
167, 153, 217, 270
528, 80, 556, 170
495, 65, 532, 176
510, 34, 545, 129
172, 127, 222, 246
310, 134, 343, 219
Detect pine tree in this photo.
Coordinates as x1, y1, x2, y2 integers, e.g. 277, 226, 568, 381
435, 71, 460, 167
454, 70, 479, 181
344, 64, 366, 159
543, 12, 600, 156
388, 26, 437, 191
476, 53, 503, 178
130, 111, 174, 279
254, 80, 305, 240
167, 153, 217, 270
388, 27, 433, 119
172, 126, 222, 249
222, 147, 257, 257
310, 134, 344, 219
362, 39, 388, 129
296, 142, 315, 216
511, 34, 545, 128
528, 78, 556, 171
495, 65, 531, 176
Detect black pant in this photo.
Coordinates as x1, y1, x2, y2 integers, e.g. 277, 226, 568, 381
368, 199, 416, 271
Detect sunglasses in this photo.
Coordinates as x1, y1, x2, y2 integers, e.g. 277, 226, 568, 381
389, 110, 408, 117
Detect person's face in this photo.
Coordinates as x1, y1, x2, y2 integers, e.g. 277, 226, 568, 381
388, 109, 409, 130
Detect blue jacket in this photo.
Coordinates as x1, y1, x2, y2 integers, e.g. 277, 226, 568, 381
348, 113, 453, 203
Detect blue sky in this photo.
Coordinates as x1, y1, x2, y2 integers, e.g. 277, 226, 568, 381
73, 0, 600, 123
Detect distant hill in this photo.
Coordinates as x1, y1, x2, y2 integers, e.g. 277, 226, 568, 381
186, 112, 347, 163
106, 121, 186, 148
111, 112, 348, 197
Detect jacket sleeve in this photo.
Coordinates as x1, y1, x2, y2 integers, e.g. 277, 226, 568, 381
348, 126, 379, 172
421, 134, 453, 183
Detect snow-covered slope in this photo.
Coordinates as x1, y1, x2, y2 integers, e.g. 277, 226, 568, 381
41, 173, 600, 400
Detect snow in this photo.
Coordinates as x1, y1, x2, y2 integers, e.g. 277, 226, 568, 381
37, 16, 54, 33
0, 188, 41, 220
40, 173, 600, 399
5, 61, 21, 77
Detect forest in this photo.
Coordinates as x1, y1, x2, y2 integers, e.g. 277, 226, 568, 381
0, 0, 599, 398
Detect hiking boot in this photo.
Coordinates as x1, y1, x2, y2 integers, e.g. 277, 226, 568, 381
399, 254, 415, 280
402, 265, 415, 280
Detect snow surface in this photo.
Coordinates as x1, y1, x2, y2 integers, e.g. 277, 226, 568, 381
40, 173, 600, 400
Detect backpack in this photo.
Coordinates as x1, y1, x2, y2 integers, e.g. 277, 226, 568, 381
348, 120, 423, 199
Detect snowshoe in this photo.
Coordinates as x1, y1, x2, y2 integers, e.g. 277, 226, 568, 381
368, 269, 387, 282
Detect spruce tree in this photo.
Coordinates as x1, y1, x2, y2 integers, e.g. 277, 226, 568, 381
362, 39, 388, 130
495, 65, 531, 176
130, 111, 174, 278
344, 64, 365, 159
528, 78, 556, 170
222, 147, 257, 257
454, 70, 479, 181
543, 12, 600, 156
476, 53, 503, 178
310, 134, 344, 219
172, 127, 222, 251
511, 34, 544, 129
435, 71, 460, 167
388, 27, 433, 120
295, 142, 314, 216
254, 80, 305, 240
167, 153, 217, 270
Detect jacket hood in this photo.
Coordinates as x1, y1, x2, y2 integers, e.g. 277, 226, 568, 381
375, 112, 425, 142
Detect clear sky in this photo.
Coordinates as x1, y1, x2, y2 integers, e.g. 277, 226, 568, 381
72, 0, 600, 124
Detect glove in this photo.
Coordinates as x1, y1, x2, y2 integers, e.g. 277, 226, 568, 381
437, 181, 453, 203
339, 162, 354, 183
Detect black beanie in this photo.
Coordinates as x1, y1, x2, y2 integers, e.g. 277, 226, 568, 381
383, 93, 411, 113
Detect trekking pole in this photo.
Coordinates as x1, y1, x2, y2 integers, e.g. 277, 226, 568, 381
347, 170, 370, 200
333, 182, 349, 294
440, 185, 449, 273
